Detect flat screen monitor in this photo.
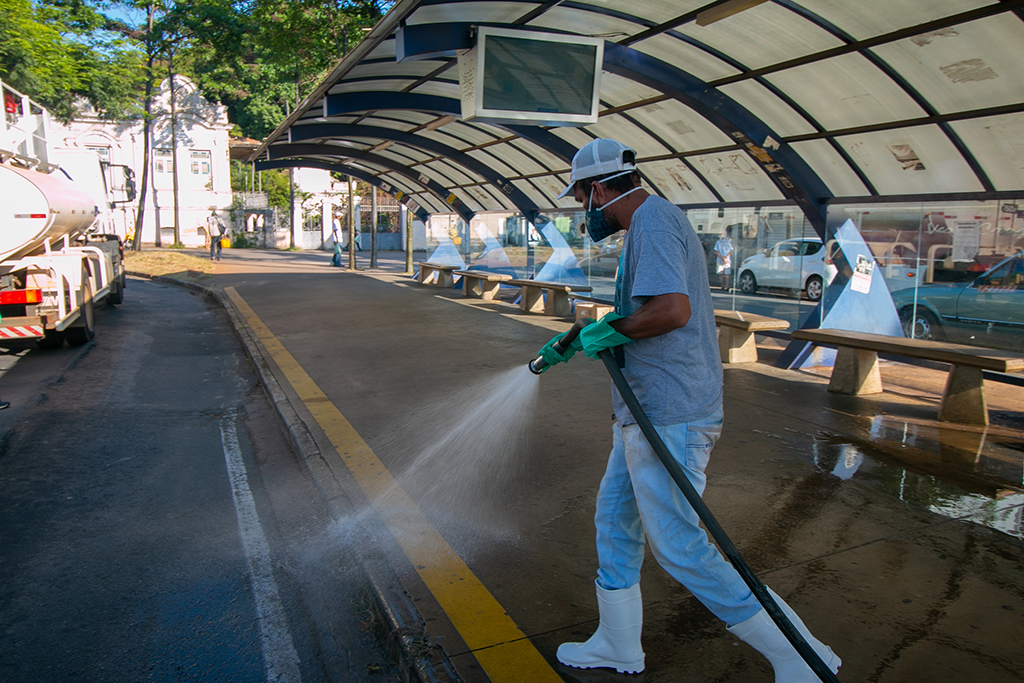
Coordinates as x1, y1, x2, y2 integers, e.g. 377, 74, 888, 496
459, 27, 604, 126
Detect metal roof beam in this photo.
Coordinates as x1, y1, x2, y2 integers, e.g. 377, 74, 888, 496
267, 143, 475, 222
254, 157, 431, 221
325, 92, 578, 161
290, 122, 542, 222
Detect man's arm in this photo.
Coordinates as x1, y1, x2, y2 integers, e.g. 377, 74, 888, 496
610, 292, 690, 340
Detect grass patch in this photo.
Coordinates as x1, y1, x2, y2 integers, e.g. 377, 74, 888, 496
124, 249, 216, 286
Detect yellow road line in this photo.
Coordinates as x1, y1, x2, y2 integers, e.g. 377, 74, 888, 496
225, 287, 561, 683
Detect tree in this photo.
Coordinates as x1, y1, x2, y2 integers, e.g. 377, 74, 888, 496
0, 0, 146, 121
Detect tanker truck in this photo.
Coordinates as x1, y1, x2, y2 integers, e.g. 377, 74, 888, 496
1, 79, 131, 348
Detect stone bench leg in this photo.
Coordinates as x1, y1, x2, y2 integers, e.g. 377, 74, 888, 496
479, 280, 502, 301
545, 290, 571, 316
463, 277, 482, 298
520, 287, 545, 313
417, 267, 436, 285
938, 365, 988, 425
828, 347, 883, 395
718, 326, 757, 363
436, 270, 454, 288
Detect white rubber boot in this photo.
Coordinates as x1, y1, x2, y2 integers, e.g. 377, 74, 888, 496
557, 581, 645, 674
728, 588, 841, 682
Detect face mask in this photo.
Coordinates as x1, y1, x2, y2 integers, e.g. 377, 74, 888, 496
584, 172, 642, 243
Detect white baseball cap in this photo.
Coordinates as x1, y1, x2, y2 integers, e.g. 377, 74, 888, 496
556, 139, 638, 199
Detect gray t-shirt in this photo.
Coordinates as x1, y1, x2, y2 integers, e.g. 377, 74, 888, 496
612, 196, 723, 426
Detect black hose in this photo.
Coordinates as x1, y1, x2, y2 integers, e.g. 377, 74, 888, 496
597, 348, 840, 683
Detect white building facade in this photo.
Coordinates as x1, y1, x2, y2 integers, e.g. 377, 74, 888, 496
52, 76, 233, 247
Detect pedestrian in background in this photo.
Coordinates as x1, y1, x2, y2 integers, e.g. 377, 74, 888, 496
331, 215, 343, 267
208, 211, 224, 261
714, 226, 734, 292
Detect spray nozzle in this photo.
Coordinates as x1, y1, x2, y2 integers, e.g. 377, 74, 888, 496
528, 317, 592, 375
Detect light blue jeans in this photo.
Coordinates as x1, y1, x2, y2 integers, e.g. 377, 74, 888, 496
594, 403, 762, 627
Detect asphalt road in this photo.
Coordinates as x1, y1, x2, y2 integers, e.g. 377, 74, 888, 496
0, 277, 398, 683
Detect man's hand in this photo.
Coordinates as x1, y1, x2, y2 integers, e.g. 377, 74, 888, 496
579, 313, 633, 359
536, 331, 582, 372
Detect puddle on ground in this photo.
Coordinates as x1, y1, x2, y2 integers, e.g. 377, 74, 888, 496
807, 417, 1024, 540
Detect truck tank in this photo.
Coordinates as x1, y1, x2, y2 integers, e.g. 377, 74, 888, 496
0, 164, 99, 262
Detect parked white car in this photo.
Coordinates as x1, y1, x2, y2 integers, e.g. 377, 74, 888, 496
737, 238, 829, 301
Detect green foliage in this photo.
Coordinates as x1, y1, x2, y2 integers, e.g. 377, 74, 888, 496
0, 0, 146, 121
232, 233, 255, 248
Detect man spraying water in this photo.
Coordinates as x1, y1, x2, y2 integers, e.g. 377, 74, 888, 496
535, 139, 842, 681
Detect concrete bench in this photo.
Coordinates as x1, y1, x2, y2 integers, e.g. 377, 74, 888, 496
715, 310, 790, 364
570, 294, 615, 322
508, 279, 593, 316
415, 261, 459, 288
454, 270, 512, 300
791, 328, 1024, 426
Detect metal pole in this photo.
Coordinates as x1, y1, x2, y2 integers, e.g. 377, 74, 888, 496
289, 167, 296, 249
370, 185, 378, 269
405, 205, 413, 274
347, 178, 356, 270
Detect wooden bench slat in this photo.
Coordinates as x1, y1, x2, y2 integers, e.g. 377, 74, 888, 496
454, 270, 512, 282
791, 329, 1024, 374
507, 279, 592, 293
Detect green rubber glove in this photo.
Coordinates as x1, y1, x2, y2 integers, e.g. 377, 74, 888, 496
537, 331, 583, 372
579, 312, 632, 359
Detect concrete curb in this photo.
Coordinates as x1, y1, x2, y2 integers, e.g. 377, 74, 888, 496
131, 272, 462, 683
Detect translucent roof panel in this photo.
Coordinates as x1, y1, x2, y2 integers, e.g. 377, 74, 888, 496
950, 113, 1024, 191
643, 159, 721, 204
630, 100, 735, 152
873, 16, 1024, 115
766, 53, 927, 129
801, 0, 994, 41
629, 33, 741, 82
676, 3, 843, 71
718, 81, 817, 138
790, 139, 871, 197
693, 151, 785, 202
407, 2, 537, 26
529, 7, 644, 42
598, 73, 664, 109
837, 125, 986, 194
587, 115, 674, 157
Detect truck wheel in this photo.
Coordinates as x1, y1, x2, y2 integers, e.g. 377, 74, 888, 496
37, 330, 64, 349
64, 266, 96, 346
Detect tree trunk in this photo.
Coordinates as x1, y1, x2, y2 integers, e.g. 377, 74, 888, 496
131, 4, 156, 252
168, 51, 181, 247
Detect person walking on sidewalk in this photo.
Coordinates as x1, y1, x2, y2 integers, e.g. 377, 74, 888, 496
331, 215, 343, 267
536, 138, 841, 680
714, 226, 734, 292
208, 211, 224, 261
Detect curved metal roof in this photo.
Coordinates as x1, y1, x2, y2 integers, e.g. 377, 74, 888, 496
253, 0, 1024, 229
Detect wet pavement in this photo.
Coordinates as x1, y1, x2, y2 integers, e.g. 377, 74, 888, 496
208, 248, 1024, 682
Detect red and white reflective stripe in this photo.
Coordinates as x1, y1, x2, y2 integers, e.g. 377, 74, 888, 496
0, 325, 44, 339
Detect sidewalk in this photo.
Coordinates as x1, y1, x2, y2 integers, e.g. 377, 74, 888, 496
202, 247, 1024, 682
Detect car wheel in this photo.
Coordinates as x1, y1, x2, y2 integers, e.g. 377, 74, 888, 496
805, 275, 823, 302
738, 271, 758, 295
900, 307, 942, 341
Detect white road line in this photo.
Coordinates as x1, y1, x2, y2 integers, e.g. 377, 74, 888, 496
219, 418, 303, 683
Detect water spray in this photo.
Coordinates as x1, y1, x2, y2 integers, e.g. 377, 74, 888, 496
528, 327, 841, 683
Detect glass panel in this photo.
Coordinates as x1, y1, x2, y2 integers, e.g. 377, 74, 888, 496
837, 125, 985, 194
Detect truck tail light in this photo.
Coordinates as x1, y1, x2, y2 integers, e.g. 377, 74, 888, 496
0, 289, 43, 305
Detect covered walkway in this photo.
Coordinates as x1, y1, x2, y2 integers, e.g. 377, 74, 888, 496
211, 249, 1024, 682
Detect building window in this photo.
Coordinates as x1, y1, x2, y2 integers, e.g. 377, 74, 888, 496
85, 145, 110, 163
190, 150, 210, 176
154, 149, 172, 174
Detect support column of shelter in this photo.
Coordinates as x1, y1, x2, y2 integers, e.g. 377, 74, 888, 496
348, 179, 356, 270
370, 186, 378, 269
